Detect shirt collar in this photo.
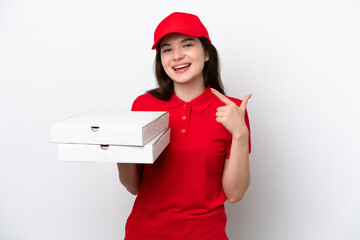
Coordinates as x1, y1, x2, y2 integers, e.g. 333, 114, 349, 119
165, 87, 216, 112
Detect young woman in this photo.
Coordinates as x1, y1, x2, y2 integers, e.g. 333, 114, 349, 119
117, 12, 251, 240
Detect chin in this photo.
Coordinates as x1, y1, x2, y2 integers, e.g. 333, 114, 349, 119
173, 79, 193, 85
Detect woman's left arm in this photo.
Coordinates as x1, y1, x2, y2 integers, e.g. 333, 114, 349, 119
211, 88, 251, 203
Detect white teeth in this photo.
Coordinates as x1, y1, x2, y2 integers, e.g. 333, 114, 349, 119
173, 64, 190, 70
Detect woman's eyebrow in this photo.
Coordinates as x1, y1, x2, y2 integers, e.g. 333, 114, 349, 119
160, 38, 196, 49
181, 38, 195, 43
160, 43, 170, 50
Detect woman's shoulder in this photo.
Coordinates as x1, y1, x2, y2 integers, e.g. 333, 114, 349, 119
132, 92, 167, 111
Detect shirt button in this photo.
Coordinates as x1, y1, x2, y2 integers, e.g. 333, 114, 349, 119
182, 116, 186, 120
181, 129, 186, 133
183, 104, 187, 108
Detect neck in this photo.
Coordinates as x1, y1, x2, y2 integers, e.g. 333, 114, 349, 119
174, 80, 206, 102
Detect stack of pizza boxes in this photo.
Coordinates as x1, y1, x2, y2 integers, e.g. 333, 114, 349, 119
50, 111, 170, 163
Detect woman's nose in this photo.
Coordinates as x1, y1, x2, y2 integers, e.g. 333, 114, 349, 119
172, 47, 184, 60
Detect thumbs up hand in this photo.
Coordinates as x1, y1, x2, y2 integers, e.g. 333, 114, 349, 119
211, 88, 251, 139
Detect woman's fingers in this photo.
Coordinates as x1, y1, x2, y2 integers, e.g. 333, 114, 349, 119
239, 94, 252, 111
216, 116, 225, 123
216, 106, 227, 112
215, 111, 225, 117
211, 88, 234, 106
212, 88, 252, 112
212, 88, 252, 134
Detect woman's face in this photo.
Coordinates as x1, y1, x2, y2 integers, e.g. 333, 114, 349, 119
159, 33, 209, 87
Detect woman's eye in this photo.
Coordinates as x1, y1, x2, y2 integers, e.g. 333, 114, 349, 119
184, 44, 193, 48
162, 48, 172, 53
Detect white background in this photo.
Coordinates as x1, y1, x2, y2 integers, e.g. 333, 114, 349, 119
1, 0, 359, 239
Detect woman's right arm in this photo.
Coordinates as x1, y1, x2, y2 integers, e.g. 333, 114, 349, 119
117, 163, 144, 195
118, 94, 151, 195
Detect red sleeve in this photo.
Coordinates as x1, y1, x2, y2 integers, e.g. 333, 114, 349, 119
225, 99, 251, 159
131, 95, 145, 111
131, 93, 167, 111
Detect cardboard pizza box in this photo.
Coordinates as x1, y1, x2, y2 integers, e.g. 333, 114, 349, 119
50, 111, 169, 146
55, 128, 170, 163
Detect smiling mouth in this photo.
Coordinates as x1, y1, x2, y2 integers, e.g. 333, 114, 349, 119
173, 63, 191, 71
